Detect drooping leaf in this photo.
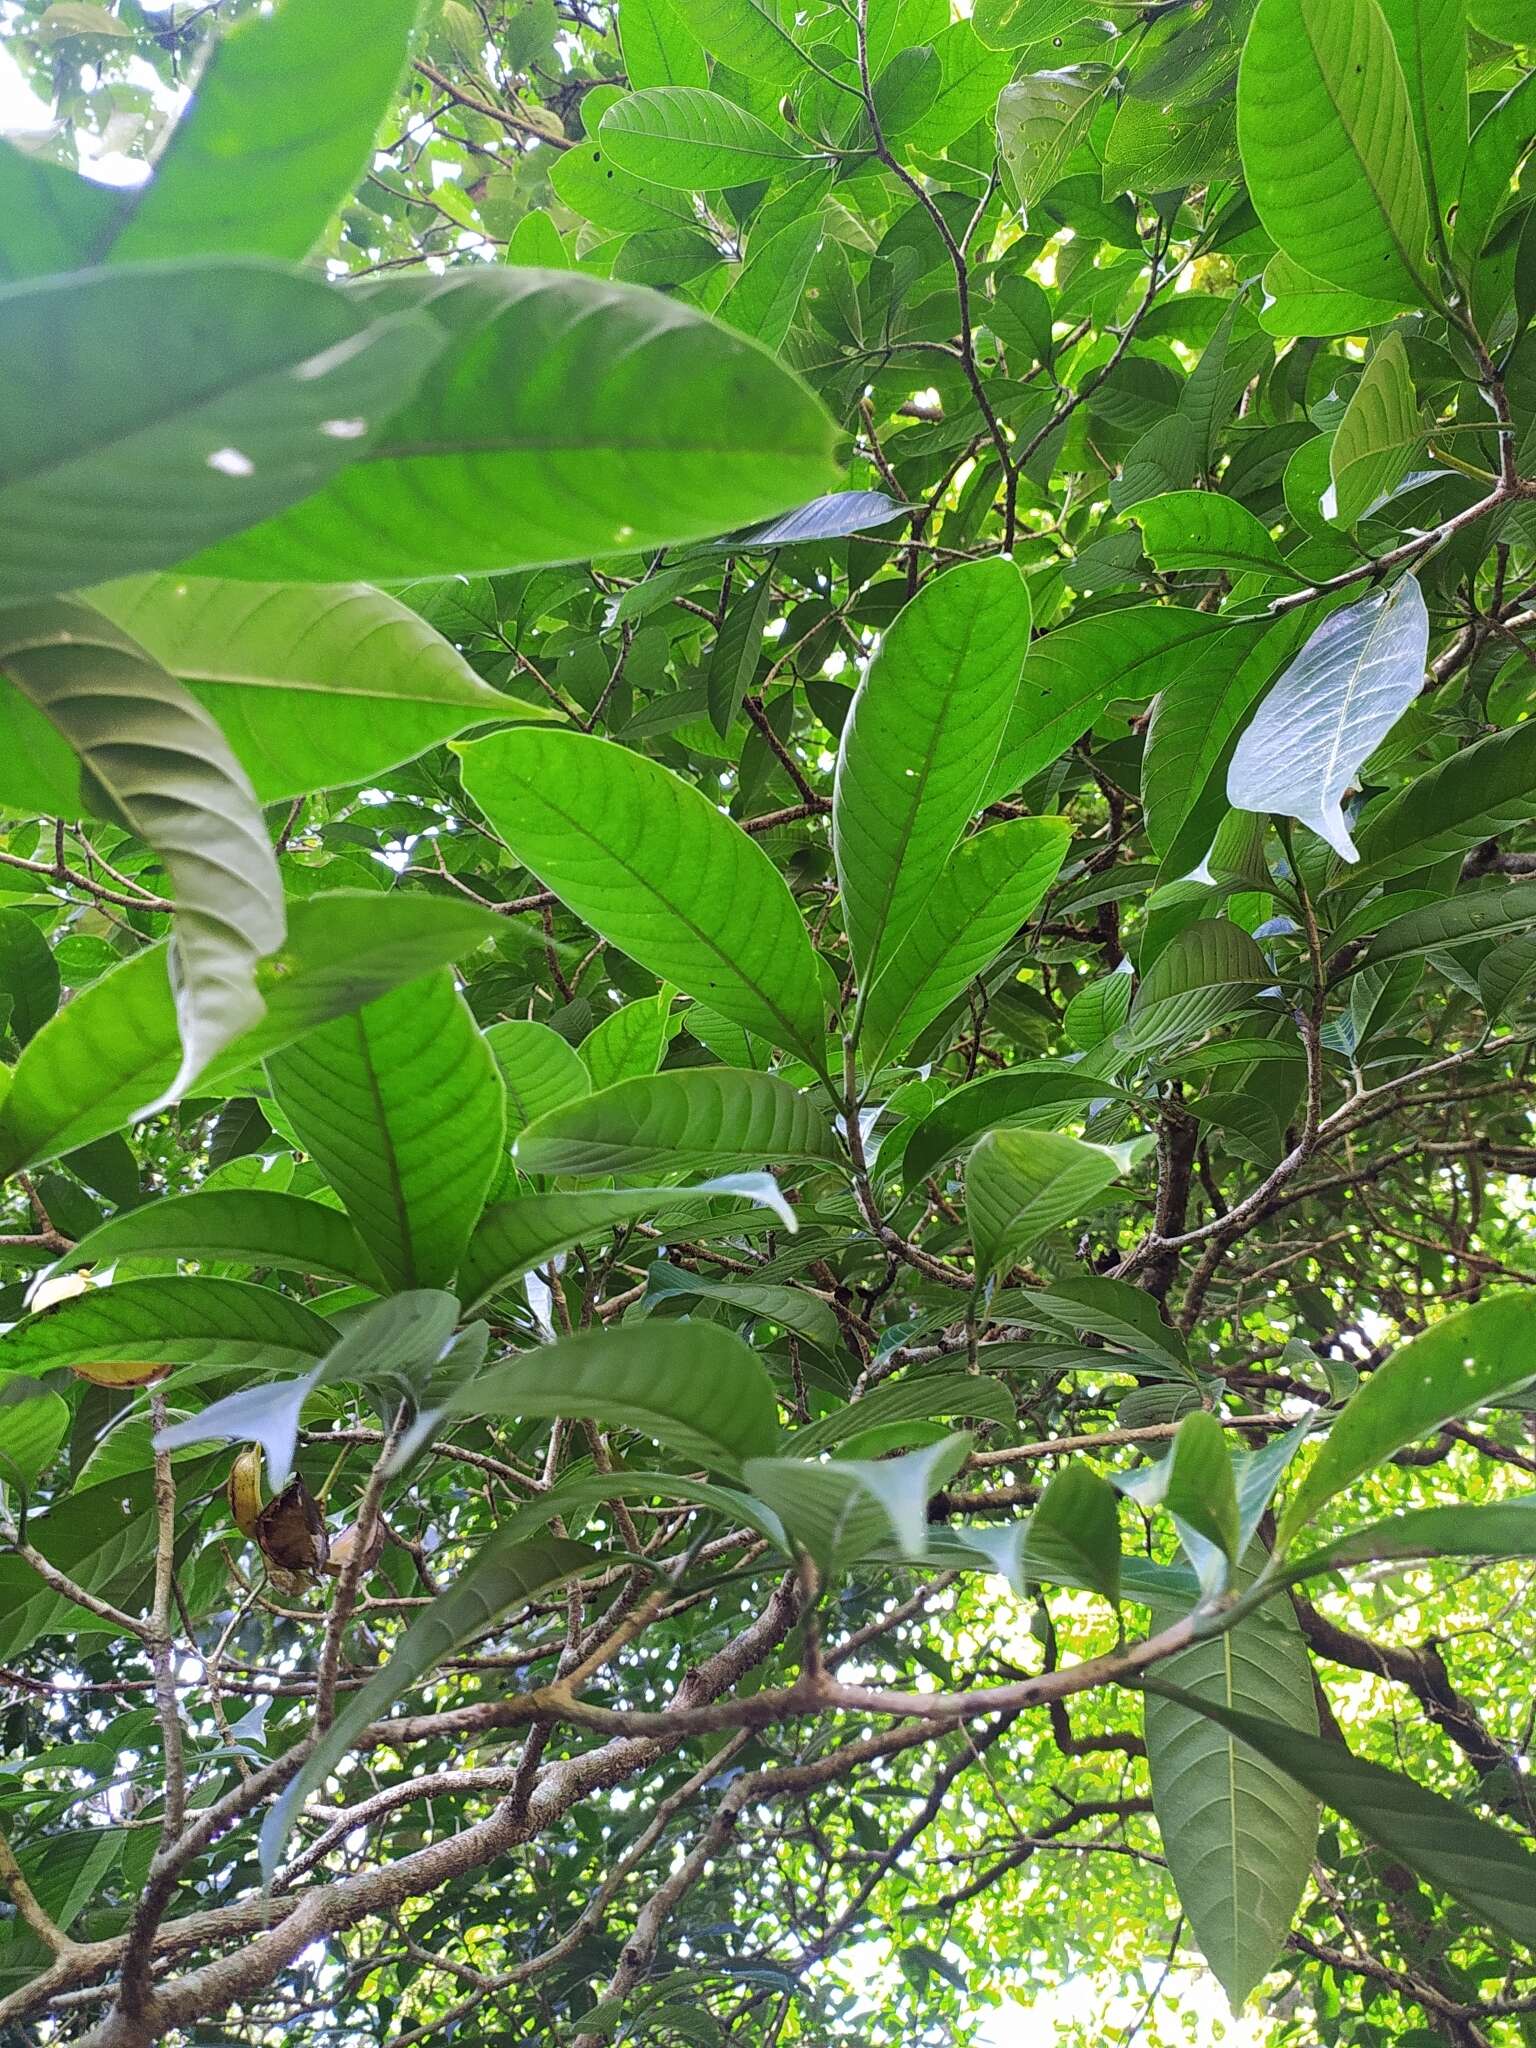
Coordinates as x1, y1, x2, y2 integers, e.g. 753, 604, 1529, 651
0, 1275, 333, 1381
0, 599, 285, 1102
1359, 877, 1536, 967
1145, 1564, 1320, 2010
1326, 334, 1421, 527
744, 1434, 971, 1570
1028, 1463, 1122, 1605
267, 973, 505, 1291
835, 559, 1032, 989
1227, 575, 1429, 863
88, 574, 515, 803
0, 908, 60, 1046
460, 729, 827, 1065
966, 1128, 1147, 1278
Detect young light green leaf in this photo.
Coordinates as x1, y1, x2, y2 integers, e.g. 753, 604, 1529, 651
1165, 1411, 1241, 1570
267, 972, 505, 1292
1227, 575, 1429, 863
599, 87, 807, 188
966, 1128, 1148, 1278
513, 1068, 841, 1179
1145, 1567, 1320, 2010
89, 574, 514, 803
716, 213, 823, 353
836, 558, 1032, 991
862, 818, 1072, 1071
0, 599, 285, 1105
102, 0, 420, 265
1277, 1293, 1536, 1549
1326, 334, 1421, 527
448, 1322, 781, 1472
460, 729, 827, 1065
1376, 0, 1468, 237
182, 267, 838, 585
1237, 0, 1436, 305
1148, 1683, 1536, 1952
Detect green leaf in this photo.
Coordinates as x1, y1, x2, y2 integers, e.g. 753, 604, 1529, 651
716, 213, 824, 354
1258, 250, 1414, 337
1348, 720, 1536, 887
1028, 1463, 1122, 1605
641, 1260, 839, 1351
990, 607, 1233, 801
1478, 931, 1536, 1021
88, 574, 514, 803
1326, 335, 1420, 527
861, 817, 1072, 1069
619, 0, 709, 89
266, 973, 505, 1292
1023, 1273, 1188, 1364
1124, 919, 1272, 1054
0, 259, 438, 605
743, 1433, 971, 1569
900, 22, 1014, 156
707, 571, 774, 738
1145, 1569, 1320, 2010
1359, 877, 1536, 967
902, 1066, 1128, 1182
789, 1371, 1015, 1457
1227, 576, 1429, 863
1165, 1411, 1241, 1570
599, 88, 807, 188
459, 729, 827, 1064
460, 1178, 786, 1307
448, 1322, 781, 1471
1277, 1293, 1536, 1549
1148, 1684, 1536, 1952
0, 599, 285, 1102
59, 1190, 385, 1291
836, 559, 1032, 991
582, 995, 674, 1092
1134, 492, 1301, 583
0, 1275, 333, 1381
0, 891, 500, 1175
996, 69, 1105, 211
966, 1128, 1147, 1278
513, 1068, 841, 1178
1237, 0, 1436, 305
484, 1019, 591, 1135
260, 1532, 593, 1879
0, 908, 60, 1046
0, 1388, 68, 1493
668, 0, 808, 85
0, 139, 115, 284
1376, 0, 1468, 236
102, 0, 420, 266
1291, 1495, 1536, 1577
184, 267, 837, 585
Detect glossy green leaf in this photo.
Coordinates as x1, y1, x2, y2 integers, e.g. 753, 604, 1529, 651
89, 574, 514, 803
599, 88, 807, 188
836, 559, 1032, 990
513, 1067, 841, 1178
59, 1189, 384, 1290
861, 817, 1072, 1069
1149, 1684, 1536, 1951
449, 1322, 781, 1471
744, 1433, 971, 1570
267, 973, 505, 1291
460, 729, 826, 1064
1237, 0, 1436, 305
1327, 334, 1420, 527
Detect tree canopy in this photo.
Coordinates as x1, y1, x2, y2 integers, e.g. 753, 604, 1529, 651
1, 0, 1536, 2043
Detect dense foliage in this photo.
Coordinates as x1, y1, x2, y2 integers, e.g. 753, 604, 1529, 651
2, 0, 1536, 2042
